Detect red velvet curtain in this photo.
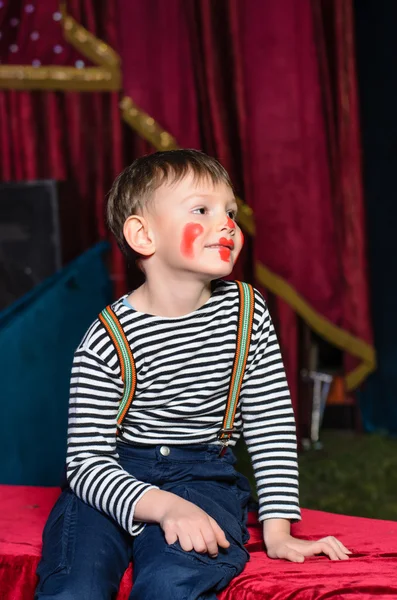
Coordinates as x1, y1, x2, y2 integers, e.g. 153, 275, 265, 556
0, 1, 373, 421
0, 0, 137, 298
116, 0, 373, 416
185, 0, 301, 411
0, 90, 120, 245
311, 0, 373, 379
0, 87, 130, 296
116, 0, 298, 406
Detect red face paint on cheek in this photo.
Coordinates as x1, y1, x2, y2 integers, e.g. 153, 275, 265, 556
180, 223, 204, 258
227, 216, 236, 230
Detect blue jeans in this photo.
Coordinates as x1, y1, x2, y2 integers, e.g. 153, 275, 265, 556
35, 443, 252, 600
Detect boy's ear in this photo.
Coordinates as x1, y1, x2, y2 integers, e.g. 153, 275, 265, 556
123, 215, 155, 257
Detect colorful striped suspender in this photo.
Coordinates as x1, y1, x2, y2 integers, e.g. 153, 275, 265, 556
217, 281, 255, 456
99, 281, 255, 441
99, 305, 137, 436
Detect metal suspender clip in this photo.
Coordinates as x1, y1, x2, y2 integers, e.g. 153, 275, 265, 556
218, 427, 236, 436
217, 427, 235, 457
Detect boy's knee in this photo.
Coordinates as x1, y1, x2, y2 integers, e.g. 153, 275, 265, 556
131, 552, 235, 600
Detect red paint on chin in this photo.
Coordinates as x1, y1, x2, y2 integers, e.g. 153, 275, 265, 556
227, 216, 236, 230
181, 223, 204, 258
219, 247, 231, 262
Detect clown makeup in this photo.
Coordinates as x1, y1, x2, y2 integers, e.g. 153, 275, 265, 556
226, 216, 236, 231
216, 237, 235, 262
135, 172, 244, 282
176, 194, 242, 267
181, 223, 204, 259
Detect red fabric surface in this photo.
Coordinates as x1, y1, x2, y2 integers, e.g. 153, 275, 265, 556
1, 485, 396, 600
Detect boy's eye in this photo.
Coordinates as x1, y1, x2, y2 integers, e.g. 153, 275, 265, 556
192, 207, 207, 215
227, 210, 237, 220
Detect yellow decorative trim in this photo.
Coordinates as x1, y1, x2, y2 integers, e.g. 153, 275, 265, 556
120, 96, 179, 151
0, 2, 121, 91
60, 4, 120, 70
255, 262, 376, 390
0, 65, 118, 91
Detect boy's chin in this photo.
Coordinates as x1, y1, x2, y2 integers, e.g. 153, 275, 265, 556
196, 263, 234, 279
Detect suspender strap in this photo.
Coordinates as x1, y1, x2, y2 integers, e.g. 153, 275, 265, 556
99, 305, 137, 436
218, 281, 255, 454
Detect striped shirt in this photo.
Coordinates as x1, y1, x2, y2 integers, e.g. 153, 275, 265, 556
66, 280, 300, 536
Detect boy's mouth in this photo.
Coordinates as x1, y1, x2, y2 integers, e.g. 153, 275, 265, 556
206, 239, 235, 250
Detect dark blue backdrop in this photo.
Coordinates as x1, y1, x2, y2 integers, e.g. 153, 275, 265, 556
355, 0, 397, 435
0, 242, 112, 485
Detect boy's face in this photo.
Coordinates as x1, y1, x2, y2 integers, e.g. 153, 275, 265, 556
146, 172, 244, 280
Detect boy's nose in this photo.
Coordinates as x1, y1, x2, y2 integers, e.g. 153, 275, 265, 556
217, 215, 236, 233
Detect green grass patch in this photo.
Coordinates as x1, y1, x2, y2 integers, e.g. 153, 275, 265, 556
234, 430, 397, 521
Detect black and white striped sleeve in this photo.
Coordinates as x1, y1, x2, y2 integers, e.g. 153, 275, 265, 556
66, 341, 158, 536
240, 291, 301, 523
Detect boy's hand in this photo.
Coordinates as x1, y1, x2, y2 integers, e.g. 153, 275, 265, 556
160, 494, 230, 557
134, 489, 229, 556
265, 533, 352, 562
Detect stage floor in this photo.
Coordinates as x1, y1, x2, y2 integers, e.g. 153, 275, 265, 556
1, 484, 397, 599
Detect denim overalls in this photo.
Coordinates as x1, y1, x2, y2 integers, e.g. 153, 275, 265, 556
35, 442, 253, 600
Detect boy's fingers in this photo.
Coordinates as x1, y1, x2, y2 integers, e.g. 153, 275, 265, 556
326, 538, 350, 560
164, 530, 178, 545
201, 527, 219, 557
277, 547, 304, 563
209, 517, 230, 548
334, 538, 352, 554
319, 536, 351, 559
315, 542, 339, 561
178, 532, 194, 553
191, 531, 209, 554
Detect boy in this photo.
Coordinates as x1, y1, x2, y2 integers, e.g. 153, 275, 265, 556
35, 150, 350, 600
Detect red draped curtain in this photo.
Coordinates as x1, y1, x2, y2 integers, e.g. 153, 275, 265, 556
185, 0, 302, 410
0, 0, 374, 430
311, 0, 374, 382
115, 0, 374, 419
0, 0, 148, 298
0, 90, 121, 246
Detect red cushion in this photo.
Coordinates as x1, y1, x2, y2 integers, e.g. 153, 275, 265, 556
1, 485, 396, 600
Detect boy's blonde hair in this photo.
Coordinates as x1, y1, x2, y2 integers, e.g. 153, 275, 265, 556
107, 149, 233, 258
